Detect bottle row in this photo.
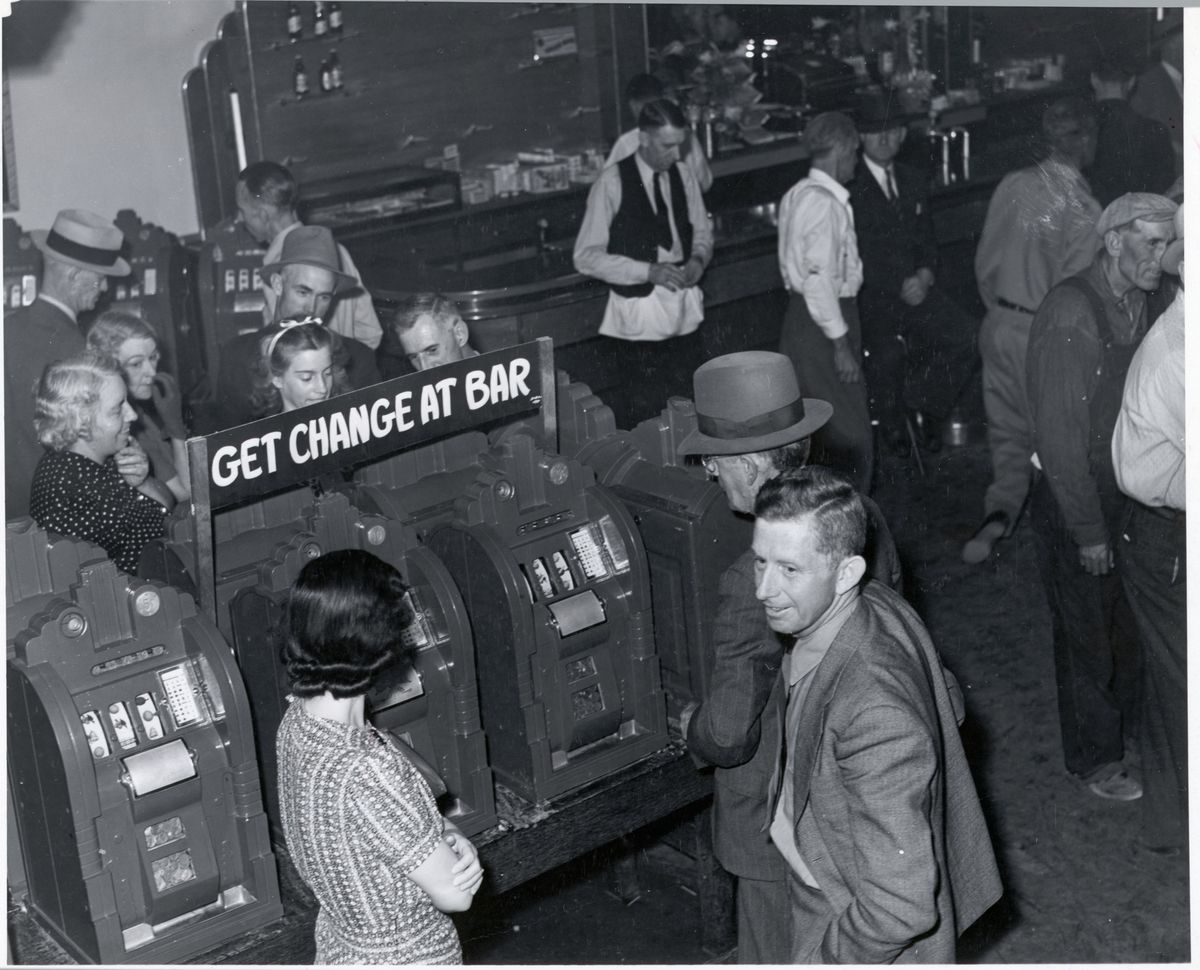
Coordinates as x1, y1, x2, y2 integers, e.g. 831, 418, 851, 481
286, 1, 344, 44
292, 51, 344, 99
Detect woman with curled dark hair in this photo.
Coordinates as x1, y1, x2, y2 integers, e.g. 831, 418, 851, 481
275, 549, 482, 965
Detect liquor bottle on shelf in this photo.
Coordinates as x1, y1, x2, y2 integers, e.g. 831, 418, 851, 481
329, 49, 343, 90
314, 1, 329, 38
319, 57, 333, 93
287, 2, 302, 43
293, 57, 310, 99
329, 1, 343, 35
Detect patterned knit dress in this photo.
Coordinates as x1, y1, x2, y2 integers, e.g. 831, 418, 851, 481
276, 701, 462, 964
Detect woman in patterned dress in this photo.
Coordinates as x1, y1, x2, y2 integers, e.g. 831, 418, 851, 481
29, 352, 172, 574
275, 549, 484, 964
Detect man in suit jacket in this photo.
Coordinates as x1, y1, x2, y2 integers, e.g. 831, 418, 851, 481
5, 209, 130, 518
676, 351, 902, 962
1088, 59, 1175, 207
753, 469, 1001, 962
848, 90, 976, 458
1129, 26, 1183, 180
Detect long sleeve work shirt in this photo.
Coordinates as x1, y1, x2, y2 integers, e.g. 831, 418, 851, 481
777, 168, 863, 340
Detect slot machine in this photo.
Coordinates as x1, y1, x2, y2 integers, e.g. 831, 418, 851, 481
567, 393, 752, 717
191, 217, 268, 429
7, 558, 281, 964
424, 432, 668, 803
141, 487, 495, 838
105, 211, 204, 408
353, 431, 493, 538
3, 218, 41, 311
6, 522, 111, 909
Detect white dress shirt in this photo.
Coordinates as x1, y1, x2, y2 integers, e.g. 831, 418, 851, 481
777, 167, 863, 340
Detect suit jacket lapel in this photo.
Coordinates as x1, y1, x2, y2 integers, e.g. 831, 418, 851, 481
789, 600, 867, 812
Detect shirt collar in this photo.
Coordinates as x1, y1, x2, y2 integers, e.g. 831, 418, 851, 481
861, 155, 892, 194
785, 591, 860, 689
1162, 60, 1183, 93
37, 292, 76, 323
634, 151, 666, 189
807, 167, 850, 205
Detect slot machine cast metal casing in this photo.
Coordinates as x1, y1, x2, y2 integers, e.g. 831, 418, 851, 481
425, 433, 668, 804
7, 558, 281, 964
571, 397, 753, 719
223, 490, 496, 838
140, 487, 496, 838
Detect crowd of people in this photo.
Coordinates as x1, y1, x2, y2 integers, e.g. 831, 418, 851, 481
3, 36, 1185, 963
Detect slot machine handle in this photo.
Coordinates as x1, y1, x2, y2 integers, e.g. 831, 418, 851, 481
389, 734, 448, 797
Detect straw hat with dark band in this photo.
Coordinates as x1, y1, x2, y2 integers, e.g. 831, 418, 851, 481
676, 351, 833, 456
31, 209, 130, 276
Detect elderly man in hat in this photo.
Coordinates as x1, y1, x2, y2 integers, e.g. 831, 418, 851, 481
1027, 191, 1177, 802
1112, 205, 1185, 849
236, 160, 382, 350
675, 351, 902, 962
777, 112, 873, 492
848, 90, 977, 459
211, 225, 381, 429
965, 97, 1102, 563
5, 209, 130, 518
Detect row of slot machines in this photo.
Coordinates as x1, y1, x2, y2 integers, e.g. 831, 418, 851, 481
6, 375, 750, 964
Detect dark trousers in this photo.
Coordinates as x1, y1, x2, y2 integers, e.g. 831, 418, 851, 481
598, 330, 706, 431
736, 875, 791, 963
1030, 478, 1142, 778
859, 287, 977, 433
779, 294, 873, 493
1119, 503, 1187, 849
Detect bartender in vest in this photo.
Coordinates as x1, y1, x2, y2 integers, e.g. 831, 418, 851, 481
574, 98, 713, 428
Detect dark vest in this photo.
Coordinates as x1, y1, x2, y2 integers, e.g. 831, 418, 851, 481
607, 155, 693, 298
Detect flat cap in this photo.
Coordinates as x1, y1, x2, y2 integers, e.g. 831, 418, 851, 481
1095, 192, 1178, 237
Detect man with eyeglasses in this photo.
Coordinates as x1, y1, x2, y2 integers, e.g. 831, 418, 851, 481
674, 351, 902, 962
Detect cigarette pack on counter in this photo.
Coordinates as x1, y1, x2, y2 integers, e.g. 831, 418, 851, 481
521, 162, 570, 194
460, 172, 494, 206
485, 162, 520, 197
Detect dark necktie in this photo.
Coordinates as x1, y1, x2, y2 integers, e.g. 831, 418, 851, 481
652, 172, 674, 251
885, 166, 899, 204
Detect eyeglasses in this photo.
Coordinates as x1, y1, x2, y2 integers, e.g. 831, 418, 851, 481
700, 456, 719, 479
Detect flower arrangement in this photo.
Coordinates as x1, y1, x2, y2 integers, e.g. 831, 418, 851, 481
679, 44, 761, 124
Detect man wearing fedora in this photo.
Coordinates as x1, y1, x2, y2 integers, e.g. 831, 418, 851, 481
1026, 191, 1177, 803
209, 225, 381, 430
848, 90, 977, 459
777, 112, 873, 493
5, 209, 130, 518
236, 161, 383, 351
1113, 205, 1185, 851
676, 351, 901, 962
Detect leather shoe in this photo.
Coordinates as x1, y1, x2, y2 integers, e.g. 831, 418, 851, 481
961, 510, 1011, 564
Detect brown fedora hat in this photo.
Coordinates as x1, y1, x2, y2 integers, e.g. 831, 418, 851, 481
261, 225, 358, 292
676, 351, 833, 456
31, 209, 130, 276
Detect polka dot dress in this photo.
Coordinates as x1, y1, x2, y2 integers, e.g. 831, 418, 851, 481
30, 450, 169, 575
